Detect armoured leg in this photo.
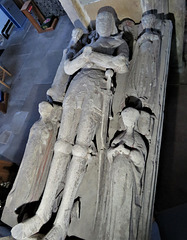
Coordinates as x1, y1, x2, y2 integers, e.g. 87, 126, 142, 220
44, 144, 88, 240
45, 106, 101, 240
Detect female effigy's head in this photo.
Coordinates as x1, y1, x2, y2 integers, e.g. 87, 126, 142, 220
96, 11, 118, 37
121, 107, 140, 129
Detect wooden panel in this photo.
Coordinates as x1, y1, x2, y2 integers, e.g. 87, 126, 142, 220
0, 92, 9, 114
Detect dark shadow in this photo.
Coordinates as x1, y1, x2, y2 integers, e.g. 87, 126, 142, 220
0, 160, 18, 218
16, 200, 41, 223
125, 96, 142, 110
155, 203, 187, 240
0, 49, 4, 56
118, 18, 136, 60
154, 11, 182, 212
66, 236, 85, 240
155, 83, 179, 212
166, 13, 180, 71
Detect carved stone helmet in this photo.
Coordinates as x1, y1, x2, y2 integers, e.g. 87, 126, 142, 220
96, 11, 118, 37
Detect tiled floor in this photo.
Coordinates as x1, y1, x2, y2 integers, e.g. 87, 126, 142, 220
0, 15, 73, 165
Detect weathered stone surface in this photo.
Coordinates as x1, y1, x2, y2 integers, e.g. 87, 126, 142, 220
46, 51, 69, 102
2, 3, 172, 240
1, 102, 62, 227
10, 9, 129, 240
68, 8, 172, 240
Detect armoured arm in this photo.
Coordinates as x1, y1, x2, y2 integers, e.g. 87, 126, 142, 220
87, 50, 129, 74
64, 46, 129, 75
64, 47, 91, 75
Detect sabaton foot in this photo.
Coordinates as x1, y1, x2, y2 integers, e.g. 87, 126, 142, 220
11, 215, 43, 239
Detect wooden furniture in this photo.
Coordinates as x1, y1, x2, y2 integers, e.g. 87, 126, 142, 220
1, 19, 14, 39
0, 92, 9, 113
0, 66, 11, 89
0, 159, 18, 184
21, 0, 58, 33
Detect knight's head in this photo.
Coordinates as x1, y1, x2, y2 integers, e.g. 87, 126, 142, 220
96, 11, 118, 37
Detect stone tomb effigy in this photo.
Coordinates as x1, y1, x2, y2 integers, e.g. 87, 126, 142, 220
1, 3, 172, 240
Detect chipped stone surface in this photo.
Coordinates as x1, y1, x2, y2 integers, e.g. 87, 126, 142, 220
67, 10, 172, 240
2, 3, 172, 240
1, 102, 62, 227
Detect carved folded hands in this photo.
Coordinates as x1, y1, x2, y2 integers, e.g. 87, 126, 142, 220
82, 46, 129, 73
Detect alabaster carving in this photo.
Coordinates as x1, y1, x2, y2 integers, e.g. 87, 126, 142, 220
10, 9, 129, 240
106, 107, 147, 240
1, 2, 173, 240
46, 50, 69, 102
68, 7, 172, 240
46, 28, 84, 102
1, 102, 62, 227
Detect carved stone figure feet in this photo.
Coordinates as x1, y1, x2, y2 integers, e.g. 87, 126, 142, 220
44, 225, 65, 240
11, 214, 44, 239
